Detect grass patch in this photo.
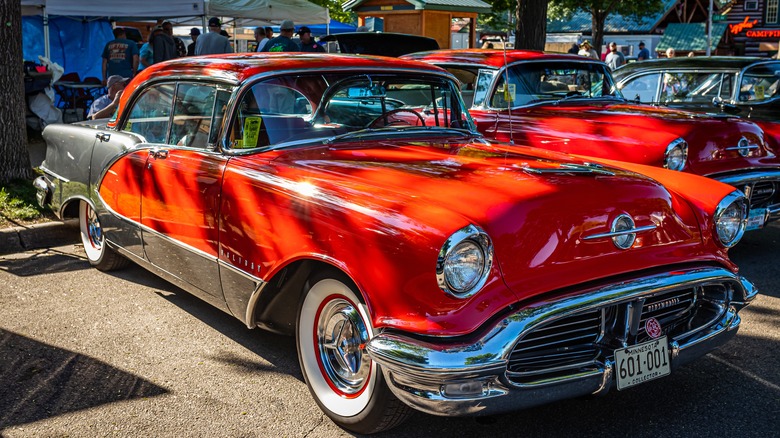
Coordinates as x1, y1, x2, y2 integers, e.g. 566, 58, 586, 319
0, 176, 55, 228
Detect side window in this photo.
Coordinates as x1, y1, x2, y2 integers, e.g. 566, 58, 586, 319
661, 72, 692, 102
122, 84, 174, 143
620, 73, 660, 103
740, 64, 780, 102
681, 73, 726, 103
171, 83, 217, 148
472, 69, 496, 108
721, 73, 734, 100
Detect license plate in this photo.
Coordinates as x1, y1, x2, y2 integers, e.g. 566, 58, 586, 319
746, 208, 767, 231
614, 336, 670, 390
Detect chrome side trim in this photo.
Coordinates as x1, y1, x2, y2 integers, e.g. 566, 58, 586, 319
582, 224, 657, 240
40, 166, 71, 184
242, 275, 269, 329
367, 266, 755, 416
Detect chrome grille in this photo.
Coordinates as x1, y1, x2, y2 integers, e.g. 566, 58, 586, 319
507, 309, 601, 381
638, 287, 696, 341
748, 181, 777, 207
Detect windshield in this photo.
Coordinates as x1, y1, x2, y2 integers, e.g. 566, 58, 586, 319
227, 72, 476, 150
739, 62, 780, 102
490, 61, 623, 108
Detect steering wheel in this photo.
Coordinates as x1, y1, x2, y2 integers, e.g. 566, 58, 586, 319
369, 108, 426, 128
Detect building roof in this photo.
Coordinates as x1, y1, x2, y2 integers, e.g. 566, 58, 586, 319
655, 22, 727, 52
345, 0, 491, 14
547, 0, 677, 34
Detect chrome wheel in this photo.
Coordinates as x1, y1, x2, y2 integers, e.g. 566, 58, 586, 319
316, 298, 370, 395
79, 200, 128, 271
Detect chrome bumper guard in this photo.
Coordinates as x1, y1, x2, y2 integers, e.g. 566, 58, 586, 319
33, 175, 52, 208
714, 169, 780, 223
366, 267, 757, 417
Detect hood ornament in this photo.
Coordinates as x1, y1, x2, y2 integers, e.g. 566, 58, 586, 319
582, 214, 657, 249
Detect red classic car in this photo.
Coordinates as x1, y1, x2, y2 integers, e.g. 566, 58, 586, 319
34, 53, 756, 433
403, 49, 780, 232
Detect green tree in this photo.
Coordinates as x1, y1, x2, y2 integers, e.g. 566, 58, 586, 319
307, 0, 356, 25
0, 0, 33, 184
549, 0, 665, 56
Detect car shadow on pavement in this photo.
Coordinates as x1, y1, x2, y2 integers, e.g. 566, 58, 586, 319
0, 247, 90, 277
0, 329, 167, 428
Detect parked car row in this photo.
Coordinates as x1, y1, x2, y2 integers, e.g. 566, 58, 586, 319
34, 50, 763, 433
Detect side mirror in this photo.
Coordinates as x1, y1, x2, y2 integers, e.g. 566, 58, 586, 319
712, 96, 742, 114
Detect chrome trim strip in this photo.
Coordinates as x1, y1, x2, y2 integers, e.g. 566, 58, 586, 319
582, 224, 657, 240
367, 266, 755, 416
243, 277, 269, 329
40, 166, 71, 183
712, 169, 780, 187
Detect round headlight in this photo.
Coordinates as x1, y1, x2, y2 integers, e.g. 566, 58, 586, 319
443, 241, 485, 292
437, 225, 493, 298
664, 138, 688, 171
715, 191, 748, 248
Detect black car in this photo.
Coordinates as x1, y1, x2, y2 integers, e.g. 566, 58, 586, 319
613, 57, 780, 122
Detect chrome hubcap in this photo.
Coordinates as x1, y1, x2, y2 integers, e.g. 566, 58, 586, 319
317, 299, 370, 394
86, 206, 103, 249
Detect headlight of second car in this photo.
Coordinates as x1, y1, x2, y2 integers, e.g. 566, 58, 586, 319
437, 225, 493, 299
664, 138, 688, 171
715, 191, 748, 248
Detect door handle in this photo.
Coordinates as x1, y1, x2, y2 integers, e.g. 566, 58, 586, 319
150, 149, 169, 159
95, 132, 111, 142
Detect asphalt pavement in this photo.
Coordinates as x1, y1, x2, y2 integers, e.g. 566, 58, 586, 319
0, 223, 778, 437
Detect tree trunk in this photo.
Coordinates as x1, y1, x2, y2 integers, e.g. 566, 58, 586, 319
0, 0, 33, 184
515, 0, 549, 50
591, 11, 607, 58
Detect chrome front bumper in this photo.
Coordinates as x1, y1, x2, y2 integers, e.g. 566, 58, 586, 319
366, 267, 757, 417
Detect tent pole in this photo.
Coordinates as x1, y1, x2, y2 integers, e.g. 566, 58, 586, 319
326, 10, 330, 35
43, 8, 50, 60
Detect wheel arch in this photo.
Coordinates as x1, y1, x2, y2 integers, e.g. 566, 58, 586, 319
249, 259, 364, 336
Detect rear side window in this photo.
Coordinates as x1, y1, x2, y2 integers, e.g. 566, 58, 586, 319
740, 63, 780, 102
122, 84, 174, 143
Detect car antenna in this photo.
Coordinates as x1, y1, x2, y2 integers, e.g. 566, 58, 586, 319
501, 35, 514, 145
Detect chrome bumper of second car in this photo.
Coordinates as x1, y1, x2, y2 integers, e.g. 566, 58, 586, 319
366, 267, 757, 417
714, 169, 780, 224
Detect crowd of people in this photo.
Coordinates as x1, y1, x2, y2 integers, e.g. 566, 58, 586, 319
94, 17, 326, 119
566, 39, 680, 70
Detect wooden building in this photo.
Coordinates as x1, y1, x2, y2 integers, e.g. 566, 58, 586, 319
720, 0, 780, 56
344, 0, 491, 49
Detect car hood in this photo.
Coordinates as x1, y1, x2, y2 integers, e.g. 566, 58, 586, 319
319, 32, 439, 57
256, 137, 725, 302
493, 101, 773, 174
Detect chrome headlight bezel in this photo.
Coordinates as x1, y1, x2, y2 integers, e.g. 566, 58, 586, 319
714, 190, 748, 248
664, 138, 688, 171
436, 225, 494, 299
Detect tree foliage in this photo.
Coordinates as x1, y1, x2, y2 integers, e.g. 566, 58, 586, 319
307, 0, 357, 25
0, 0, 33, 183
549, 0, 665, 55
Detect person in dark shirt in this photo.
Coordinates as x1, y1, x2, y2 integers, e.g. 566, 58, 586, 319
151, 25, 177, 64
297, 26, 325, 53
260, 20, 300, 52
101, 27, 139, 84
637, 41, 651, 61
163, 21, 186, 57
187, 28, 200, 56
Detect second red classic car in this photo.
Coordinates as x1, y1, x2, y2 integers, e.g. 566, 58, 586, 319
403, 49, 780, 233
34, 53, 756, 433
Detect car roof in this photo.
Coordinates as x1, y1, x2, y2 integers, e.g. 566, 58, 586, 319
130, 52, 449, 89
402, 49, 597, 68
613, 56, 777, 77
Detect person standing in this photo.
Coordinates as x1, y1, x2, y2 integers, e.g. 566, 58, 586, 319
577, 40, 599, 60
637, 41, 650, 61
101, 27, 138, 85
567, 43, 579, 54
195, 17, 233, 55
254, 27, 269, 52
605, 42, 625, 70
187, 28, 200, 56
260, 20, 300, 52
666, 47, 676, 58
163, 21, 186, 58
265, 27, 274, 41
297, 26, 325, 53
151, 25, 177, 64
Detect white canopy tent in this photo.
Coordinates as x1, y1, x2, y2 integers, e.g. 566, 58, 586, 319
22, 0, 329, 57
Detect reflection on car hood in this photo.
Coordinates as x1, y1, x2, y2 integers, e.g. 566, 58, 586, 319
241, 137, 713, 302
